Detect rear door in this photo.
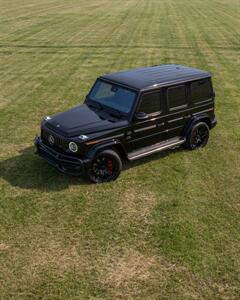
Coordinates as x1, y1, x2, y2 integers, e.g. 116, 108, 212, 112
127, 89, 167, 150
165, 84, 191, 139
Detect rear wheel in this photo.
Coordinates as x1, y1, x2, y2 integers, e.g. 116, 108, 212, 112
87, 149, 122, 183
186, 122, 209, 150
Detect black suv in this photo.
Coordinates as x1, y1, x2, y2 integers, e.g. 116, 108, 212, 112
35, 64, 217, 183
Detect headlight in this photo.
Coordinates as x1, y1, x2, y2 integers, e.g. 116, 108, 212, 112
69, 141, 78, 153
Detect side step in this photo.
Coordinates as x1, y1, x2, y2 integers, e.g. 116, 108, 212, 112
127, 137, 186, 161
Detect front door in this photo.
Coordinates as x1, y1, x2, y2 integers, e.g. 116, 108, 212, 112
126, 90, 167, 151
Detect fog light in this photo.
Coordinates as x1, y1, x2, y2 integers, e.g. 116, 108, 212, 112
69, 142, 78, 153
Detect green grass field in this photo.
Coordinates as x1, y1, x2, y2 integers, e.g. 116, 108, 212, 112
0, 0, 239, 299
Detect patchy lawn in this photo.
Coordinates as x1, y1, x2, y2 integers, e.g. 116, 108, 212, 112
0, 0, 239, 299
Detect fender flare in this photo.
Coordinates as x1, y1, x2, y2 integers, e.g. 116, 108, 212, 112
86, 140, 127, 160
182, 113, 211, 138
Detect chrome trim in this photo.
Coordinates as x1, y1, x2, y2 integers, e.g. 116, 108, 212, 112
193, 98, 212, 105
193, 108, 213, 116
134, 125, 156, 133
135, 116, 159, 124
166, 125, 183, 132
168, 117, 184, 123
169, 104, 188, 112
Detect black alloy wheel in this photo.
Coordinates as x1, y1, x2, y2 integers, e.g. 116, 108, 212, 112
87, 149, 122, 183
186, 122, 210, 150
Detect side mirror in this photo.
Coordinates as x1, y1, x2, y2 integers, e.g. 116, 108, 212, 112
134, 112, 149, 121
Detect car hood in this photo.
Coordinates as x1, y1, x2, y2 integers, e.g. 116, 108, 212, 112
45, 104, 128, 137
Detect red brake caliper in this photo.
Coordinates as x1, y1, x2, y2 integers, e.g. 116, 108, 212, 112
107, 159, 113, 173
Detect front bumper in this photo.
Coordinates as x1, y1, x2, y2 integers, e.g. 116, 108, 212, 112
34, 136, 90, 176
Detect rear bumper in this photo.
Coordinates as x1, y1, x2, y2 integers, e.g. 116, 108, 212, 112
211, 117, 217, 129
34, 136, 90, 176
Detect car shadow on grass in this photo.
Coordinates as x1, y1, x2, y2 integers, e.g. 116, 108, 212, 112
0, 146, 89, 191
0, 145, 185, 191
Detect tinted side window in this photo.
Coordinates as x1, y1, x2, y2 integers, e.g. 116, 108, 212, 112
138, 92, 161, 114
191, 79, 212, 103
167, 85, 187, 110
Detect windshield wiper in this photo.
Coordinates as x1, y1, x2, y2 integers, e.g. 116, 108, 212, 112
88, 99, 125, 119
109, 111, 121, 119
106, 108, 124, 119
88, 101, 103, 110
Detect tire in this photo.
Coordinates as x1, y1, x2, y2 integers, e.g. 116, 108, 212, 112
87, 149, 122, 183
185, 122, 209, 150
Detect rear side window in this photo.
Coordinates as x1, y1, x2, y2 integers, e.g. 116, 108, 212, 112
191, 79, 212, 103
138, 92, 161, 115
167, 85, 187, 111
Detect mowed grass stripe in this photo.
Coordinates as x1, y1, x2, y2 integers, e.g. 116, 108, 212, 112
0, 1, 139, 111
186, 2, 240, 130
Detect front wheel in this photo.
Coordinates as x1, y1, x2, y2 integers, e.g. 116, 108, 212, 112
185, 122, 209, 150
87, 149, 122, 183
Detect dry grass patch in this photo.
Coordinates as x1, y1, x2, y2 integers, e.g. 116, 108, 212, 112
0, 96, 11, 109
118, 188, 158, 227
101, 248, 156, 288
29, 241, 86, 277
0, 242, 9, 251
1, 239, 88, 282
97, 247, 158, 298
0, 239, 90, 299
95, 246, 235, 299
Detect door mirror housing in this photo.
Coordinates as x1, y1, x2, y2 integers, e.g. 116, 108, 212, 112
134, 112, 149, 121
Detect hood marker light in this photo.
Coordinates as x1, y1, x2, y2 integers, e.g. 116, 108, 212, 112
79, 135, 88, 140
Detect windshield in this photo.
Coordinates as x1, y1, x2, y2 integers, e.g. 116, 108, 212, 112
87, 80, 137, 114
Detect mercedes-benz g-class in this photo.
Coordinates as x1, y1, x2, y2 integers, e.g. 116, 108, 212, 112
35, 64, 217, 183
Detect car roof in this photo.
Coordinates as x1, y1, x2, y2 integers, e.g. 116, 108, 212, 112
100, 64, 211, 91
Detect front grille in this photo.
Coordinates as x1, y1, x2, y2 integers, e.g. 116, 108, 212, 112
41, 128, 66, 151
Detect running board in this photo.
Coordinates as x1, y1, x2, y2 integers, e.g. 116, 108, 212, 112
127, 137, 186, 161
